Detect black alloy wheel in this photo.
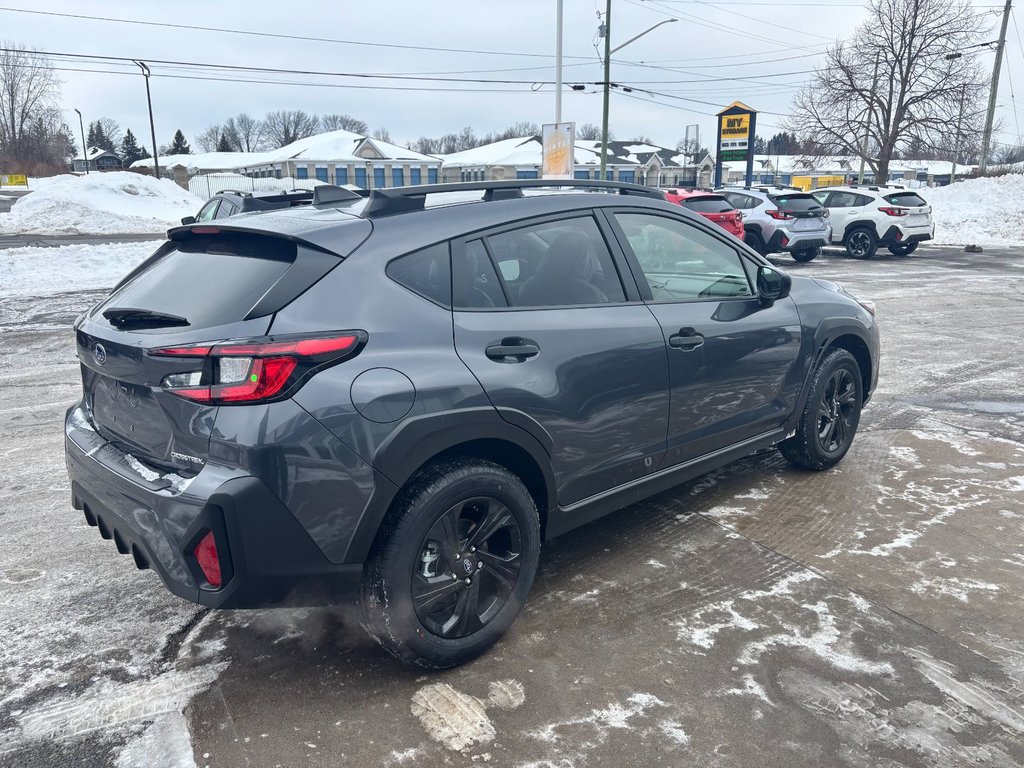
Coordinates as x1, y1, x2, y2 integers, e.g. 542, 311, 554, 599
846, 228, 877, 259
413, 497, 524, 639
816, 367, 858, 455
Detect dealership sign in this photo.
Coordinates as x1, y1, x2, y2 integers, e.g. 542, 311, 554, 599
542, 122, 575, 180
714, 102, 757, 186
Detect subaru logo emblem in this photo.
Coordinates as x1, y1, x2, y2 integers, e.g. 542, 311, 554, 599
462, 558, 474, 574
93, 343, 107, 366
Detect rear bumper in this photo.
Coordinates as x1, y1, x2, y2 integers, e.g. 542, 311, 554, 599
65, 404, 362, 608
767, 228, 830, 253
880, 224, 933, 245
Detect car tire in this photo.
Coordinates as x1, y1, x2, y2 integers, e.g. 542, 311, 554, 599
779, 348, 863, 471
745, 231, 767, 256
887, 242, 918, 256
361, 458, 540, 669
845, 228, 877, 259
791, 247, 819, 262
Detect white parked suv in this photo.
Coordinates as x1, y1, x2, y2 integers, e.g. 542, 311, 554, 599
811, 185, 934, 259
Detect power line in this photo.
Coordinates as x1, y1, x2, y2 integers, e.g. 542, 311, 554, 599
675, 0, 836, 41
0, 6, 598, 61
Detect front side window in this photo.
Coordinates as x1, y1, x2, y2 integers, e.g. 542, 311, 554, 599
214, 200, 237, 218
197, 200, 220, 221
485, 216, 626, 308
722, 192, 757, 210
828, 191, 865, 208
614, 212, 753, 301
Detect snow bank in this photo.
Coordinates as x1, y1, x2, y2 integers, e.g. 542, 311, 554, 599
0, 172, 202, 235
927, 174, 1024, 246
0, 241, 158, 298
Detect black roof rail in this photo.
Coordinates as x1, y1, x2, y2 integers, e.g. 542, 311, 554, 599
215, 189, 253, 197
360, 179, 664, 218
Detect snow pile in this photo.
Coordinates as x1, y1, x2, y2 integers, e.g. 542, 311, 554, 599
0, 172, 202, 235
927, 174, 1024, 246
0, 241, 157, 298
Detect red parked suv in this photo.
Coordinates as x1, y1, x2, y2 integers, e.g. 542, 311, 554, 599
664, 189, 745, 240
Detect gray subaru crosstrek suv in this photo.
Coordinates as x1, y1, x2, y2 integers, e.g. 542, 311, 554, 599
65, 180, 878, 668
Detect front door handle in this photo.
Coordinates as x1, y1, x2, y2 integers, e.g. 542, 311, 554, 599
486, 337, 540, 362
669, 329, 705, 350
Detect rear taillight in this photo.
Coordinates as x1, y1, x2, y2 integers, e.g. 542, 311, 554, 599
194, 530, 222, 588
151, 331, 364, 405
767, 209, 793, 220
878, 207, 908, 217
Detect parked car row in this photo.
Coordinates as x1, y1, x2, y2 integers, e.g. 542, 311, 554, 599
661, 183, 934, 262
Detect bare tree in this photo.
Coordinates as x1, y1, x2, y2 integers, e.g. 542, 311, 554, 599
0, 41, 60, 161
789, 0, 986, 179
263, 110, 320, 148
195, 123, 223, 153
97, 117, 120, 144
372, 127, 392, 143
224, 113, 264, 152
577, 123, 602, 141
321, 113, 368, 134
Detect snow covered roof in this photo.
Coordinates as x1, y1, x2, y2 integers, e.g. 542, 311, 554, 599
75, 146, 119, 162
718, 154, 977, 176
132, 130, 439, 172
439, 136, 636, 168
131, 152, 253, 171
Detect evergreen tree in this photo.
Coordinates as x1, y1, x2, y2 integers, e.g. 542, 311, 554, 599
216, 132, 233, 152
167, 129, 191, 155
86, 121, 98, 150
120, 129, 146, 165
86, 120, 117, 154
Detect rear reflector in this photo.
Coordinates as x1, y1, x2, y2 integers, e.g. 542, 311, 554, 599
194, 531, 222, 588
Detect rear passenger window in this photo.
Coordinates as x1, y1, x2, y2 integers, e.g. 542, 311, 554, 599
484, 217, 625, 308
453, 240, 507, 309
386, 243, 452, 306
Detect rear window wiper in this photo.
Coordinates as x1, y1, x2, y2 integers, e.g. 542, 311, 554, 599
102, 307, 190, 329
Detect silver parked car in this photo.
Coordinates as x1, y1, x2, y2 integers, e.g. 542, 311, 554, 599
718, 186, 832, 262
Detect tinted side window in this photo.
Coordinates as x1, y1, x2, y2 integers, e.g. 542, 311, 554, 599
215, 200, 238, 218
828, 191, 864, 208
386, 243, 452, 306
453, 240, 507, 309
486, 216, 626, 308
723, 192, 755, 210
615, 212, 753, 301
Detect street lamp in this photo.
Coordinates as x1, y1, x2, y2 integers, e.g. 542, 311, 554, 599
73, 108, 88, 175
133, 60, 160, 180
599, 7, 676, 179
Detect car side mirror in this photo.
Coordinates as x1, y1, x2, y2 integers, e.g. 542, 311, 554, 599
180, 215, 196, 225
756, 265, 791, 306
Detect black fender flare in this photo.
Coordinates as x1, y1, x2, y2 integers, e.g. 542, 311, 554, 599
342, 407, 557, 563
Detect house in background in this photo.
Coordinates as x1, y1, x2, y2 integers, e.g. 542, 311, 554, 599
73, 147, 122, 173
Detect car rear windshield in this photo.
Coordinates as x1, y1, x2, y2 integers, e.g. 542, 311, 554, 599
883, 192, 928, 207
96, 234, 312, 330
768, 194, 823, 211
682, 196, 734, 213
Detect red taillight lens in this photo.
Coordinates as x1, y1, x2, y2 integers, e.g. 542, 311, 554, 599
194, 531, 222, 588
767, 209, 794, 220
878, 207, 908, 217
151, 331, 363, 405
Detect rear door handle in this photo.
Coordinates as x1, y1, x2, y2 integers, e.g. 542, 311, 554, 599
486, 337, 540, 362
669, 329, 705, 350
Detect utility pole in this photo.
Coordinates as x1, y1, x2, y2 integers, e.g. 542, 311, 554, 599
980, 0, 1012, 172
134, 61, 160, 180
952, 83, 966, 182
599, 0, 612, 180
73, 108, 88, 175
858, 54, 880, 184
555, 0, 564, 124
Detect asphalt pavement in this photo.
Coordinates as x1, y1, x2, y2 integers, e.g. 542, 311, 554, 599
1, 243, 1023, 767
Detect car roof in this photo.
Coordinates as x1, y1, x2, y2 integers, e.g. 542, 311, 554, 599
666, 189, 723, 200
170, 181, 697, 254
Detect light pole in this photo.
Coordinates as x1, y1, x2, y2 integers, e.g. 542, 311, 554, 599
599, 9, 677, 179
980, 0, 1012, 172
134, 60, 160, 180
555, 0, 564, 124
73, 108, 88, 175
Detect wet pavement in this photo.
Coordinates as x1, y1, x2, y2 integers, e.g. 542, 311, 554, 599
1, 244, 1022, 767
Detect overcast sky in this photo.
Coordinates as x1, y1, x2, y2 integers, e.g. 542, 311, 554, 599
1, 0, 1016, 152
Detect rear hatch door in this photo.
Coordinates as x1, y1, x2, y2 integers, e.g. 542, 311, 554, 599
681, 194, 743, 229
76, 230, 353, 473
770, 192, 829, 230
